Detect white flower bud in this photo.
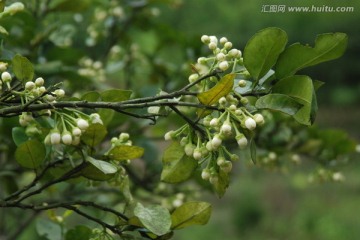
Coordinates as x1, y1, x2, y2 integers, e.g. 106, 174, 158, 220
216, 157, 225, 166
38, 86, 46, 94
238, 80, 247, 87
72, 127, 82, 136
211, 135, 222, 149
240, 97, 249, 105
237, 136, 248, 149
77, 119, 89, 130
119, 133, 130, 142
1, 72, 12, 82
209, 36, 218, 44
184, 144, 195, 157
25, 81, 35, 90
245, 117, 256, 130
291, 154, 301, 164
216, 53, 226, 61
90, 113, 103, 124
201, 35, 210, 44
332, 172, 345, 182
201, 169, 211, 180
50, 132, 61, 145
208, 42, 217, 50
220, 161, 233, 173
224, 42, 232, 49
218, 61, 229, 71
46, 94, 56, 102
229, 104, 237, 111
219, 97, 227, 105
188, 73, 199, 83
235, 109, 242, 115
209, 175, 219, 184
180, 137, 188, 146
209, 118, 219, 127
55, 89, 65, 98
35, 77, 45, 86
197, 57, 207, 64
4, 2, 25, 15
164, 130, 175, 141
44, 134, 51, 145
62, 132, 73, 145
220, 122, 232, 135
206, 141, 214, 151
253, 113, 265, 125
228, 49, 239, 58
268, 152, 277, 161
0, 62, 8, 72
172, 199, 183, 208
219, 37, 228, 45
230, 154, 240, 161
193, 148, 202, 160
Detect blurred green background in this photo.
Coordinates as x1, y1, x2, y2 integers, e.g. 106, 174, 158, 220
155, 0, 360, 239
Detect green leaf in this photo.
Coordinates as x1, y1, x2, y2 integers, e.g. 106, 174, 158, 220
244, 27, 287, 81
0, 25, 8, 36
161, 142, 198, 183
98, 109, 115, 126
134, 203, 171, 236
108, 145, 144, 161
49, 0, 91, 12
36, 218, 62, 240
101, 89, 132, 102
81, 164, 115, 181
213, 169, 229, 198
12, 127, 28, 146
272, 75, 315, 125
65, 226, 92, 240
15, 140, 46, 169
197, 73, 235, 117
171, 201, 212, 230
81, 123, 107, 147
250, 138, 257, 165
255, 94, 303, 116
81, 91, 100, 102
276, 33, 348, 79
12, 54, 34, 83
0, 1, 5, 12
86, 156, 117, 174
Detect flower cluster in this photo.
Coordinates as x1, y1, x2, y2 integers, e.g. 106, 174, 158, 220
78, 57, 106, 82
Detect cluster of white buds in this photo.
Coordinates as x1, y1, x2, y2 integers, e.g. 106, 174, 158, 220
22, 77, 66, 102
78, 57, 106, 82
197, 35, 242, 72
110, 132, 132, 147
19, 112, 34, 127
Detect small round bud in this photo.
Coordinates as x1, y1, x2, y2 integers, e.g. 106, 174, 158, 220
229, 104, 237, 111
245, 117, 256, 130
220, 122, 232, 135
72, 127, 82, 137
0, 62, 8, 71
188, 73, 199, 83
332, 172, 345, 182
46, 94, 56, 102
164, 130, 175, 141
25, 81, 35, 90
291, 154, 301, 164
240, 97, 249, 105
180, 137, 188, 146
268, 152, 277, 161
62, 132, 73, 145
253, 113, 265, 125
224, 42, 232, 49
221, 161, 233, 173
230, 154, 240, 161
193, 148, 202, 160
197, 57, 207, 64
235, 109, 242, 115
211, 135, 222, 149
76, 119, 89, 130
201, 35, 210, 44
208, 42, 217, 50
209, 36, 218, 44
35, 77, 45, 86
228, 49, 239, 58
184, 143, 195, 157
219, 37, 228, 45
119, 133, 130, 142
209, 175, 219, 185
1, 72, 12, 82
201, 169, 211, 180
172, 199, 183, 208
90, 113, 103, 124
54, 89, 65, 98
209, 118, 219, 127
216, 157, 225, 166
206, 141, 214, 151
238, 80, 247, 88
50, 131, 61, 145
219, 97, 227, 105
38, 86, 46, 94
216, 53, 226, 61
218, 61, 229, 71
237, 136, 248, 149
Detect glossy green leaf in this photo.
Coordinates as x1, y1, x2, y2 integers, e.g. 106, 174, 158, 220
171, 201, 212, 230
81, 91, 100, 102
12, 54, 34, 83
134, 203, 171, 236
213, 169, 229, 198
101, 89, 132, 102
15, 139, 46, 169
276, 33, 348, 79
272, 75, 315, 125
197, 73, 235, 117
161, 142, 198, 183
98, 109, 115, 126
12, 127, 28, 146
65, 226, 92, 240
49, 0, 91, 12
244, 27, 287, 81
255, 94, 303, 116
86, 156, 117, 174
81, 123, 107, 147
108, 145, 144, 160
81, 164, 115, 181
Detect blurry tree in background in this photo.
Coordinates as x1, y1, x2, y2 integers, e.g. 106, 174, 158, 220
0, 1, 359, 240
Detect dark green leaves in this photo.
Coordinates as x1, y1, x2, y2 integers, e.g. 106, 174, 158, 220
101, 89, 132, 102
244, 27, 287, 81
161, 142, 198, 183
65, 226, 92, 240
134, 203, 171, 236
108, 145, 144, 161
276, 33, 348, 79
255, 94, 303, 116
86, 156, 117, 174
15, 140, 46, 169
12, 127, 28, 146
213, 169, 230, 198
12, 54, 34, 83
171, 202, 212, 230
81, 123, 107, 147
